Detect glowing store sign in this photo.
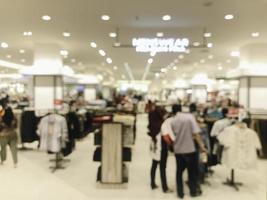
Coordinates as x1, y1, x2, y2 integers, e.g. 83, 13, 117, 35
132, 38, 189, 53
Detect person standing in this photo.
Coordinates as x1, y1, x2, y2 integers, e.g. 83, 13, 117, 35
171, 104, 207, 198
148, 105, 172, 193
0, 97, 18, 168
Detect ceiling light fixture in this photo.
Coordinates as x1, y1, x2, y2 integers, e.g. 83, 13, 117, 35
185, 49, 191, 54
200, 59, 205, 63
42, 15, 51, 21
178, 55, 184, 59
155, 73, 160, 78
157, 32, 164, 37
99, 49, 106, 56
106, 57, 112, 64
6, 55, 12, 59
20, 59, 26, 63
208, 55, 214, 59
224, 14, 234, 20
162, 15, 171, 21
1, 42, 8, 48
207, 43, 213, 48
71, 58, 76, 63
251, 32, 260, 37
226, 59, 232, 63
173, 66, 177, 70
23, 31, 32, 36
230, 51, 240, 57
19, 49, 25, 54
109, 32, 117, 38
174, 59, 179, 63
193, 42, 200, 47
113, 66, 118, 70
90, 42, 97, 48
101, 15, 110, 21
60, 50, 69, 56
218, 66, 223, 70
63, 32, 71, 37
148, 58, 153, 64
204, 32, 212, 38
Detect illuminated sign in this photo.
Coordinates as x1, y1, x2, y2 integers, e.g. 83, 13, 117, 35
132, 38, 189, 53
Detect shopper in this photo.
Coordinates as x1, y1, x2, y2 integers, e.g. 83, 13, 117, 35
171, 104, 207, 198
0, 97, 18, 168
148, 105, 172, 192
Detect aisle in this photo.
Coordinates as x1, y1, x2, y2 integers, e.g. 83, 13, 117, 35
0, 114, 266, 200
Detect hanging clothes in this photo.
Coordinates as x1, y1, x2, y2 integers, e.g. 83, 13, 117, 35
37, 114, 68, 153
20, 110, 39, 143
218, 123, 262, 170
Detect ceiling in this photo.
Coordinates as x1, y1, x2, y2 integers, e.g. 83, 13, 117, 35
0, 0, 267, 81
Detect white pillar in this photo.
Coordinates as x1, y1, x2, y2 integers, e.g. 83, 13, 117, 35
22, 44, 64, 111
238, 43, 267, 110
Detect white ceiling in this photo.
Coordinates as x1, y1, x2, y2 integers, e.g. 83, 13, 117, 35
0, 0, 267, 81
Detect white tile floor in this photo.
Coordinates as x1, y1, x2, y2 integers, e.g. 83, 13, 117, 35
0, 114, 266, 200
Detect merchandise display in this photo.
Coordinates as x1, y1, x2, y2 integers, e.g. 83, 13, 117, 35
0, 0, 266, 200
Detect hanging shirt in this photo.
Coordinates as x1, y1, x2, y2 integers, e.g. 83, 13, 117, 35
38, 114, 68, 153
218, 123, 262, 170
210, 118, 232, 137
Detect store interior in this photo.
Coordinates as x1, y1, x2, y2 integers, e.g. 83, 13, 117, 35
0, 0, 266, 199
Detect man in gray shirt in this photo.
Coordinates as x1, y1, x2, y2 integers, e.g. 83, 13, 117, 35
171, 104, 207, 199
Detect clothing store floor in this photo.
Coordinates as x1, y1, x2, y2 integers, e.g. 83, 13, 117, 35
0, 114, 266, 200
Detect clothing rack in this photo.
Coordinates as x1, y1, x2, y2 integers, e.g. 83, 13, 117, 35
223, 169, 242, 191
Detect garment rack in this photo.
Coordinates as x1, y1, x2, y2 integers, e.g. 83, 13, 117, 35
223, 169, 243, 191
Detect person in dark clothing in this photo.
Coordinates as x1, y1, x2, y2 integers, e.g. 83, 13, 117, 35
148, 105, 172, 193
0, 97, 18, 167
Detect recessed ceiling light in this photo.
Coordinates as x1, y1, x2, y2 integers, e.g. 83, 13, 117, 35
19, 49, 25, 54
106, 57, 112, 64
230, 51, 240, 57
60, 50, 69, 56
204, 32, 212, 38
251, 32, 260, 37
20, 59, 26, 63
71, 58, 76, 63
114, 42, 121, 47
99, 49, 106, 56
224, 14, 234, 20
113, 66, 118, 70
42, 15, 51, 21
161, 68, 167, 73
23, 31, 32, 36
63, 32, 71, 37
90, 42, 97, 48
174, 59, 179, 63
185, 49, 191, 54
218, 66, 223, 70
101, 15, 110, 21
207, 43, 213, 48
6, 54, 12, 59
121, 74, 126, 79
226, 59, 232, 63
78, 62, 83, 66
208, 55, 214, 59
155, 73, 160, 77
193, 42, 200, 47
178, 55, 184, 59
162, 15, 171, 21
1, 42, 8, 48
148, 58, 153, 64
200, 59, 205, 63
109, 32, 117, 38
157, 32, 164, 37
173, 66, 177, 70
